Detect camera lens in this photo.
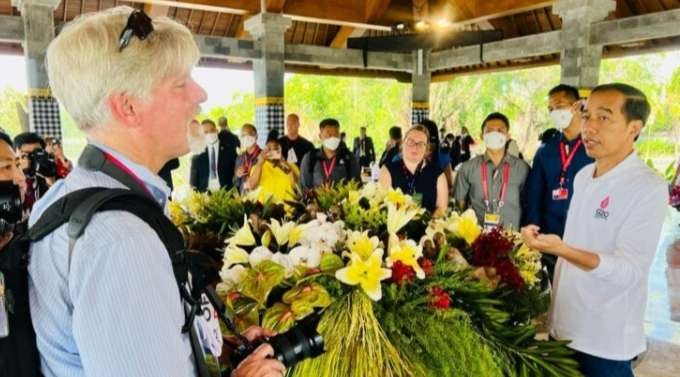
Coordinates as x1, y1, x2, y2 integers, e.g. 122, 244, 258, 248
269, 312, 324, 368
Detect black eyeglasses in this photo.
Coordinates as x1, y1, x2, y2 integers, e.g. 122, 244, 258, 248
118, 10, 154, 52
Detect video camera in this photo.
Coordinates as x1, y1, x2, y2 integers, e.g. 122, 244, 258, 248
0, 181, 23, 235
178, 250, 325, 372
26, 149, 57, 178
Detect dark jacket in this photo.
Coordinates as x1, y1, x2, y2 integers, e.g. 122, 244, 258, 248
353, 136, 376, 167
522, 134, 593, 236
189, 136, 239, 192
299, 147, 360, 190
158, 158, 180, 191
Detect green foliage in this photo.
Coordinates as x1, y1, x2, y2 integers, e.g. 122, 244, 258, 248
380, 307, 503, 377
0, 87, 26, 136
291, 291, 417, 377
312, 181, 358, 212
638, 138, 676, 156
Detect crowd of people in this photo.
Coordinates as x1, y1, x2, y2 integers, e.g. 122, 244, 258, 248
0, 6, 677, 377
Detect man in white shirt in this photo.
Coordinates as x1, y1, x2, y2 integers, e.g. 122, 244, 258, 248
522, 83, 668, 377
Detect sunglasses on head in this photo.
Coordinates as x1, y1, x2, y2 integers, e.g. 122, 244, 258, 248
118, 10, 154, 52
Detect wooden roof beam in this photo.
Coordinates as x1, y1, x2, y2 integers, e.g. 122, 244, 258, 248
330, 0, 391, 48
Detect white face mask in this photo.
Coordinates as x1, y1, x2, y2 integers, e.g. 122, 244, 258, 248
550, 109, 573, 131
187, 126, 207, 155
205, 133, 218, 145
240, 135, 256, 149
483, 131, 507, 150
323, 137, 341, 151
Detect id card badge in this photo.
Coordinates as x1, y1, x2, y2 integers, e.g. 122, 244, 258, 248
483, 212, 501, 230
552, 187, 569, 201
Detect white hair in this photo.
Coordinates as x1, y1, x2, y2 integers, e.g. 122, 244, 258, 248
46, 6, 200, 131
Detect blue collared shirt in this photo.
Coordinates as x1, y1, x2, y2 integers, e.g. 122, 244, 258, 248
522, 134, 593, 236
28, 143, 196, 377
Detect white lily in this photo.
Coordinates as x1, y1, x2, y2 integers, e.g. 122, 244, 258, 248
272, 252, 295, 277
289, 245, 322, 268
386, 235, 425, 279
386, 202, 419, 235
249, 246, 274, 267
219, 264, 247, 289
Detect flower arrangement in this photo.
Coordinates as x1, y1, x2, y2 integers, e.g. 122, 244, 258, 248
172, 183, 581, 377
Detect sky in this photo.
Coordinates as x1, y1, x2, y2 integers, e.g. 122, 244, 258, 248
2, 51, 680, 107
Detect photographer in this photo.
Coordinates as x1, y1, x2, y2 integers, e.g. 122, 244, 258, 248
0, 132, 26, 250
28, 7, 284, 377
45, 136, 73, 179
14, 132, 57, 211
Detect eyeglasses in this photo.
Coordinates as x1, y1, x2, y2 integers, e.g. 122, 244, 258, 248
118, 10, 154, 52
404, 139, 427, 149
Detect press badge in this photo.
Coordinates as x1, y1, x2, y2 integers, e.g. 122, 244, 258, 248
484, 213, 501, 229
552, 188, 569, 201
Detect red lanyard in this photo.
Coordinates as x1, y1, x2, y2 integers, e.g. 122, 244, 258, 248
481, 161, 510, 210
321, 157, 337, 183
559, 139, 582, 186
242, 146, 261, 173
101, 151, 154, 199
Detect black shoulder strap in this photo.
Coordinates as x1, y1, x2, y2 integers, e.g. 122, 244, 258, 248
78, 145, 153, 199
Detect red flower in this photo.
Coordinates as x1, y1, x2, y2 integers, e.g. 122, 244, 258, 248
419, 258, 434, 277
391, 260, 416, 286
470, 228, 524, 291
429, 286, 452, 309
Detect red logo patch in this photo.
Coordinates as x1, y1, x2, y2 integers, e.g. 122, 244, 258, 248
600, 196, 610, 209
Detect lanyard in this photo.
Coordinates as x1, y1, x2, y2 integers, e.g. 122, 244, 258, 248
481, 161, 510, 211
401, 160, 423, 195
242, 146, 261, 174
321, 156, 337, 183
558, 139, 582, 186
101, 151, 154, 199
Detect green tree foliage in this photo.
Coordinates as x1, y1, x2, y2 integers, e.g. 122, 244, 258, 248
0, 87, 27, 136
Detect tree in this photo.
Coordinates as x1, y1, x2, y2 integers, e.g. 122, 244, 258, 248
0, 87, 27, 136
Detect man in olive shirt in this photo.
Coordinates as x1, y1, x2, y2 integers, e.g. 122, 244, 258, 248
453, 113, 529, 230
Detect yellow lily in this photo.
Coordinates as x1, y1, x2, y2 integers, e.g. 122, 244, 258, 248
335, 250, 391, 301
223, 244, 249, 268
346, 230, 382, 260
384, 187, 411, 207
386, 202, 419, 235
386, 235, 425, 279
269, 219, 296, 246
227, 216, 256, 247
453, 209, 482, 245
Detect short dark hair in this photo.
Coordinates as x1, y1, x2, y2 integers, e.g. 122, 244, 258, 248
591, 83, 651, 125
419, 118, 439, 146
0, 132, 14, 148
388, 126, 402, 140
201, 119, 216, 128
13, 132, 45, 150
319, 118, 340, 130
549, 84, 580, 102
482, 112, 510, 131
218, 116, 228, 128
266, 130, 280, 144
241, 123, 257, 135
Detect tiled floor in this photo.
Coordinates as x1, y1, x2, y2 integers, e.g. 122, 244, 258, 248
635, 209, 680, 376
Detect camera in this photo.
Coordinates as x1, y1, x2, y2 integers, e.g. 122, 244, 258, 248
0, 181, 23, 235
27, 149, 57, 178
230, 311, 324, 369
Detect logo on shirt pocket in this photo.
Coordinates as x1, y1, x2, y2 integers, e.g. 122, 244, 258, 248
594, 196, 610, 220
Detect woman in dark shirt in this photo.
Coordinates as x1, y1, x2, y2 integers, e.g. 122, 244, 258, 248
378, 125, 448, 215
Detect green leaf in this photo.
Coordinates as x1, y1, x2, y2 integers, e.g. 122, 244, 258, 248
240, 260, 286, 305
320, 253, 344, 271
262, 303, 297, 333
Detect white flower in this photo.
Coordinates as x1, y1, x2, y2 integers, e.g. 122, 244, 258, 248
289, 245, 322, 268
272, 252, 295, 277
219, 265, 247, 288
249, 246, 274, 267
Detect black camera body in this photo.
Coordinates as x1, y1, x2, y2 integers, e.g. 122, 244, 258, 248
28, 149, 57, 178
230, 311, 324, 369
0, 181, 23, 235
